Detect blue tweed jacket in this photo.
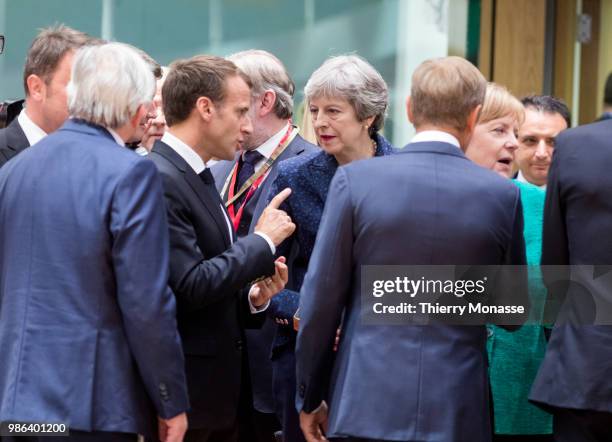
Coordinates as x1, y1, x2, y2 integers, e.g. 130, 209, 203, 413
265, 133, 395, 354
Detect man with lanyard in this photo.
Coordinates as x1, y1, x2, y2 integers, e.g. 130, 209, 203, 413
211, 50, 318, 442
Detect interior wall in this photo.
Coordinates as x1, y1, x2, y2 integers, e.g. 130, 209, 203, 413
493, 0, 547, 97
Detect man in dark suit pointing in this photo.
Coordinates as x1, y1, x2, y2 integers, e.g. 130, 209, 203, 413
149, 55, 295, 442
211, 49, 318, 442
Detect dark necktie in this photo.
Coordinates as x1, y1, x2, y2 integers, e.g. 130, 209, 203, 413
199, 168, 215, 186
236, 150, 263, 191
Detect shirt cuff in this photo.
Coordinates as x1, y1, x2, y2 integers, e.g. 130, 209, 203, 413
254, 231, 276, 255
248, 285, 270, 314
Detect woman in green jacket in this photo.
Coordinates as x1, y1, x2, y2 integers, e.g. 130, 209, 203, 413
465, 83, 552, 441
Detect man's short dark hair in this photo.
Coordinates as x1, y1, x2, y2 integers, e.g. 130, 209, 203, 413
23, 24, 92, 96
604, 73, 612, 106
521, 95, 571, 128
162, 55, 251, 126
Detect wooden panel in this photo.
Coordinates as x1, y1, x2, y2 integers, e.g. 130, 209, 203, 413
553, 0, 576, 109
493, 0, 547, 97
478, 0, 494, 79
579, 0, 601, 124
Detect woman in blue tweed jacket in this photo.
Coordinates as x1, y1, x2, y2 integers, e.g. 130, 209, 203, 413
264, 54, 394, 442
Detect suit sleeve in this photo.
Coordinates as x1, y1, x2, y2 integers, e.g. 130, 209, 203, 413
492, 187, 530, 330
110, 159, 189, 419
161, 174, 274, 313
295, 168, 353, 412
541, 139, 570, 324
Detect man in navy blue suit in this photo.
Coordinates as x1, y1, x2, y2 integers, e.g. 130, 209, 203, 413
0, 43, 189, 442
295, 57, 528, 442
529, 118, 612, 441
211, 49, 318, 442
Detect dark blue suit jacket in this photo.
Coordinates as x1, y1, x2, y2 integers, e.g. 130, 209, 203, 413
266, 133, 394, 355
0, 120, 189, 436
0, 118, 29, 169
530, 119, 612, 413
296, 141, 527, 441
211, 134, 318, 413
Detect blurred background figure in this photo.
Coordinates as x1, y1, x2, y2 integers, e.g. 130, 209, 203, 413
515, 96, 570, 189
466, 83, 553, 441
0, 24, 92, 169
139, 66, 169, 153
124, 46, 163, 154
265, 54, 393, 442
211, 49, 318, 442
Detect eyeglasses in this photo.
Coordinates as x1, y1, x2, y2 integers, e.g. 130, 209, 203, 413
0, 35, 4, 54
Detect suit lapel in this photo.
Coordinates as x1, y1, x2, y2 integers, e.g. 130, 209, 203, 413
154, 141, 232, 248
184, 171, 232, 248
3, 119, 30, 155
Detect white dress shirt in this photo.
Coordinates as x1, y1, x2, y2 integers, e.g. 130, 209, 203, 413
516, 170, 546, 190
410, 130, 461, 149
106, 127, 126, 147
17, 109, 47, 146
252, 122, 291, 174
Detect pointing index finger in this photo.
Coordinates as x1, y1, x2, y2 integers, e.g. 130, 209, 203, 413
268, 188, 292, 209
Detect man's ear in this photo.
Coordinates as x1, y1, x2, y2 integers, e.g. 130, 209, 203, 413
406, 96, 414, 124
259, 90, 276, 117
26, 74, 46, 102
196, 96, 214, 122
466, 104, 482, 133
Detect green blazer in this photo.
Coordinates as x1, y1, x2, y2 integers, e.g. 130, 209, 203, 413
486, 180, 552, 435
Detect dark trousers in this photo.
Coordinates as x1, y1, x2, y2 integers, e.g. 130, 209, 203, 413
184, 426, 238, 442
1, 431, 137, 441
272, 349, 305, 442
552, 407, 612, 442
239, 409, 280, 442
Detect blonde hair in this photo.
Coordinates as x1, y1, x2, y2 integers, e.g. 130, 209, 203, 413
478, 83, 524, 125
410, 56, 486, 131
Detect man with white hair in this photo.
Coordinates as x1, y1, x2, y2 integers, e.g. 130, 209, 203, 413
0, 43, 189, 442
211, 49, 317, 442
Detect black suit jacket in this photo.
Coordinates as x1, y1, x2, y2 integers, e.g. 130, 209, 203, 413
0, 119, 29, 168
211, 134, 318, 413
530, 119, 612, 413
148, 140, 275, 429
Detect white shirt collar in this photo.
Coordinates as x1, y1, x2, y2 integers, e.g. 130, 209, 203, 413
106, 127, 126, 147
17, 109, 47, 146
255, 122, 290, 159
410, 130, 461, 149
516, 170, 546, 190
161, 131, 206, 174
